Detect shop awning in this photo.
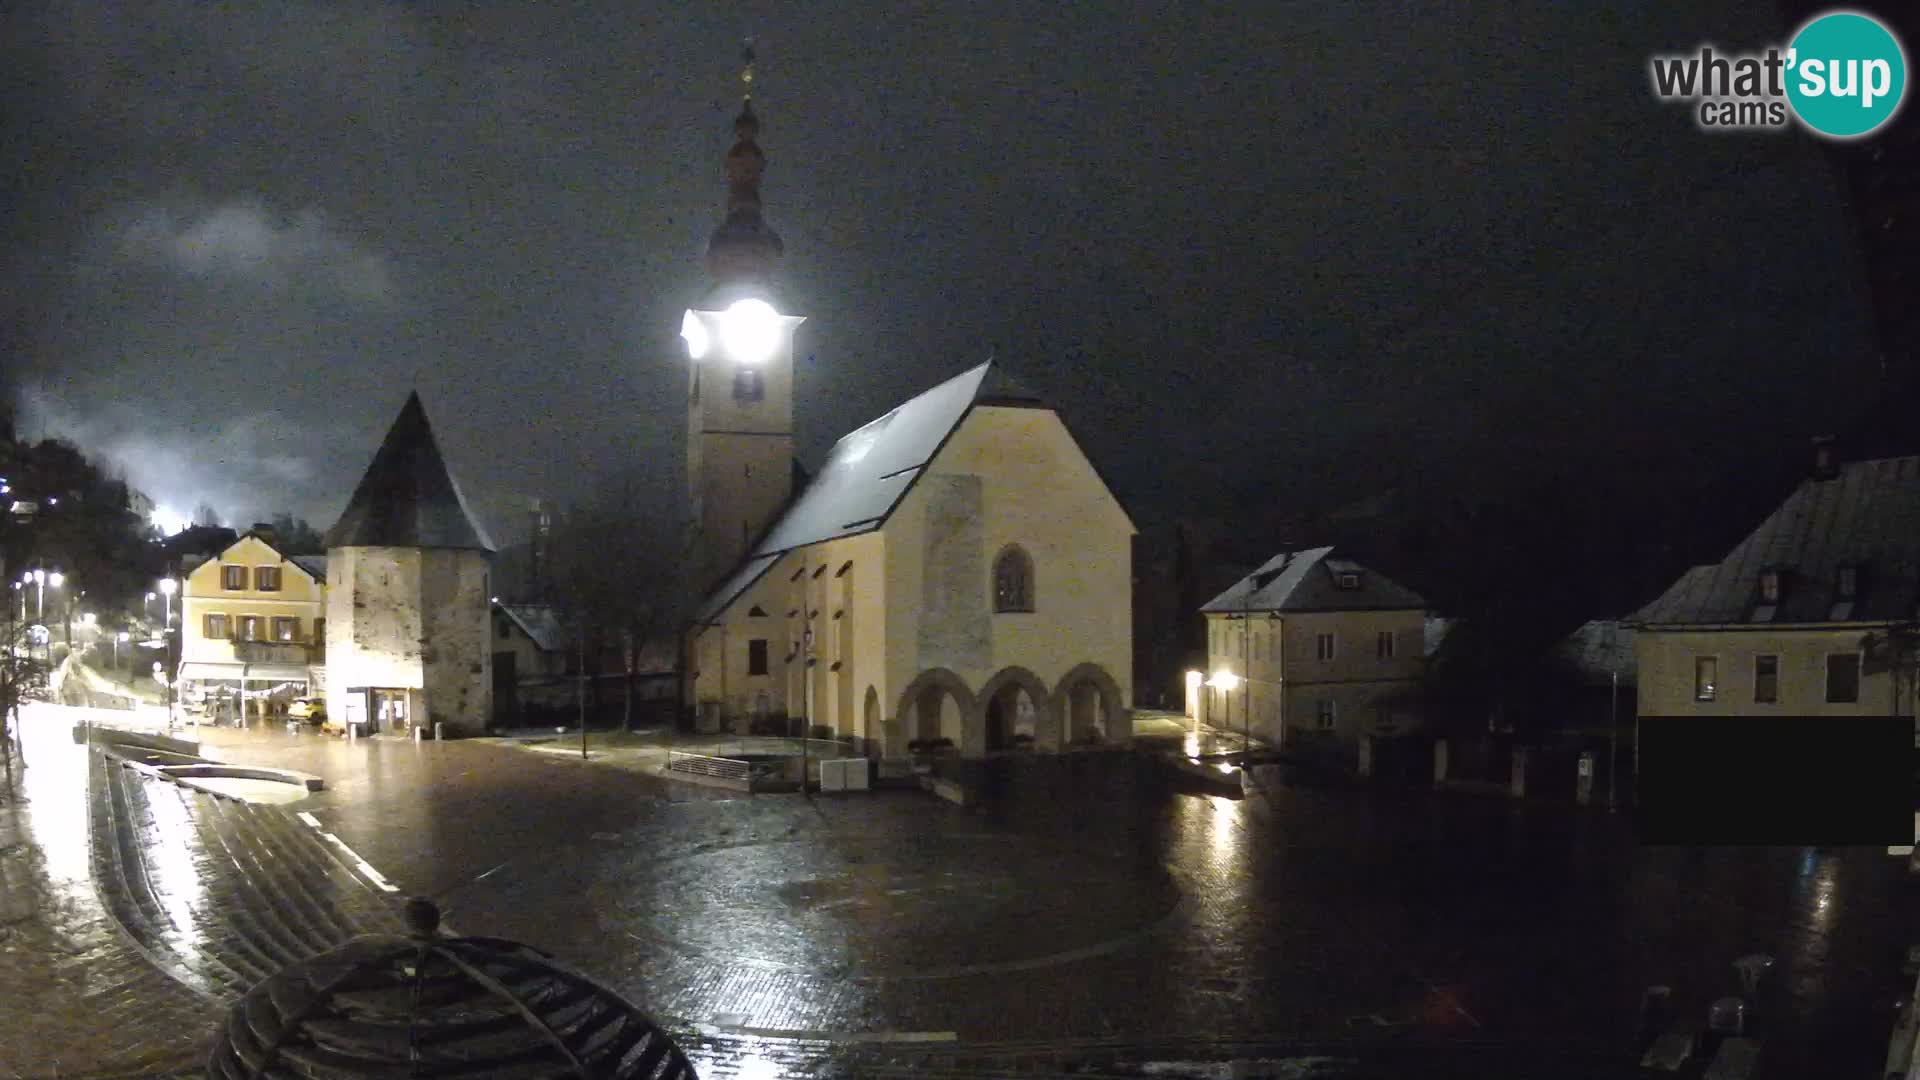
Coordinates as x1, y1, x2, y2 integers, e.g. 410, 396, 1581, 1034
178, 662, 315, 683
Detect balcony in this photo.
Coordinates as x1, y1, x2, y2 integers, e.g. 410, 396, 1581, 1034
233, 640, 322, 666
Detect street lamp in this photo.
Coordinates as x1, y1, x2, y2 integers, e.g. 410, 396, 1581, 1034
158, 577, 179, 730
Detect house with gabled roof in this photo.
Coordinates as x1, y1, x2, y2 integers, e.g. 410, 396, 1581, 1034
1628, 448, 1920, 726
176, 528, 329, 717
1198, 547, 1427, 748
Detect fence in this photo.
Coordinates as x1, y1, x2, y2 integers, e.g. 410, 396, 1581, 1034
704, 735, 858, 760
666, 750, 752, 782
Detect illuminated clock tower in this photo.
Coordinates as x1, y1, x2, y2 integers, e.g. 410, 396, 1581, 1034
684, 44, 805, 593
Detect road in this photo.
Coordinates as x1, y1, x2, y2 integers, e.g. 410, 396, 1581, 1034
5, 702, 1914, 1078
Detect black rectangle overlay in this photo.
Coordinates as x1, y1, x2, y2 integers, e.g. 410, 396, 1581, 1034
1637, 716, 1912, 845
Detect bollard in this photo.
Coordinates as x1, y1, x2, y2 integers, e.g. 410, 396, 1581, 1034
413, 724, 423, 744
1577, 752, 1595, 806
1433, 738, 1449, 786
1510, 747, 1529, 799
434, 722, 444, 741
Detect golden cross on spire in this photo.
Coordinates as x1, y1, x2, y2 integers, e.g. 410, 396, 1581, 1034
740, 37, 755, 103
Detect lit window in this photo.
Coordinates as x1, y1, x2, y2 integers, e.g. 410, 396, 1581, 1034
237, 615, 261, 642
222, 564, 246, 591
1316, 633, 1335, 661
1694, 657, 1717, 702
272, 617, 298, 642
993, 545, 1034, 613
1755, 655, 1779, 704
1826, 652, 1861, 704
255, 566, 281, 592
1377, 630, 1395, 659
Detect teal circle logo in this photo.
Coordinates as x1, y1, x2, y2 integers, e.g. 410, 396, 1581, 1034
1786, 11, 1907, 138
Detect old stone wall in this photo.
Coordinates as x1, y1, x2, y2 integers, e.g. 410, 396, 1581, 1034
325, 546, 492, 736
420, 549, 492, 736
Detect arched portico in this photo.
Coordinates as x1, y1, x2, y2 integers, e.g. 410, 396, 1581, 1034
894, 667, 976, 750
973, 666, 1053, 752
1050, 662, 1129, 747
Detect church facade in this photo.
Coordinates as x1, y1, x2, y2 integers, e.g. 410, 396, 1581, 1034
682, 61, 1133, 756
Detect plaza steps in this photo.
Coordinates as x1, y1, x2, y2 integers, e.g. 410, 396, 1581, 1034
87, 747, 404, 1005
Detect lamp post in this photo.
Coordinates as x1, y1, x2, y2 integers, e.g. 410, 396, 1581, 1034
158, 577, 178, 730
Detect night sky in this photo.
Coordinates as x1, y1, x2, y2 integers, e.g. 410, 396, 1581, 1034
0, 2, 1882, 547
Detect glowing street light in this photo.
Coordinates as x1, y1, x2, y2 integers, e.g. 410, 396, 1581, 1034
158, 577, 178, 629
1207, 669, 1243, 758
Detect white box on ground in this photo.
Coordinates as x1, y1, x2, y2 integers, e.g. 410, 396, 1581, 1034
819, 758, 869, 793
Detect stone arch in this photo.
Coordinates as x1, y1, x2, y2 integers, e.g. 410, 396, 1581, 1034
1050, 662, 1129, 747
894, 667, 976, 751
972, 665, 1054, 752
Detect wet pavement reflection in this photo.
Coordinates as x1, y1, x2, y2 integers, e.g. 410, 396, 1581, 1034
12, 707, 1915, 1078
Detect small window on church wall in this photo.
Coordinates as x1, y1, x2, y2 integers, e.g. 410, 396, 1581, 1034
993, 546, 1034, 613
748, 639, 769, 676
733, 367, 764, 403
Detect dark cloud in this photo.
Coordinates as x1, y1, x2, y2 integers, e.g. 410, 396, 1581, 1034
0, 1, 1883, 547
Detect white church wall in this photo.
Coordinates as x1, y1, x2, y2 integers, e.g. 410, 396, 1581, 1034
883, 404, 1134, 732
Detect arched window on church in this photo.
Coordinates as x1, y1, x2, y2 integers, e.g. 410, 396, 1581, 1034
993, 545, 1034, 613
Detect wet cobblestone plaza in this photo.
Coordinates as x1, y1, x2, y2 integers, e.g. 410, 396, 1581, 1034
4, 705, 1914, 1078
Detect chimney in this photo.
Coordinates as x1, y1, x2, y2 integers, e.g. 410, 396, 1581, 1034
1811, 436, 1841, 481
251, 521, 277, 542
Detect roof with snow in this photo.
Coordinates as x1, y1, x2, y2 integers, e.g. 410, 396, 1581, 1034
495, 603, 568, 653
695, 359, 1072, 623
1630, 454, 1920, 626
326, 393, 494, 552
291, 555, 327, 583
1200, 547, 1424, 614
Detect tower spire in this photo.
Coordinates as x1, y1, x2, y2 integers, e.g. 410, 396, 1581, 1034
706, 37, 783, 287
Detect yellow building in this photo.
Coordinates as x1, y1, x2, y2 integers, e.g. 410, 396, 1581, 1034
1630, 452, 1918, 724
177, 531, 327, 714
682, 74, 1134, 756
1198, 547, 1427, 748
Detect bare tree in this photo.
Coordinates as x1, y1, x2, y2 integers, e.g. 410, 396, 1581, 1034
545, 478, 691, 735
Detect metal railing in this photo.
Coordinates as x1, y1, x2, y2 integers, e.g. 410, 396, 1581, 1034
667, 750, 752, 781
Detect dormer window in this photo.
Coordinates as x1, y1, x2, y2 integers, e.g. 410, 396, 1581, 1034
1336, 572, 1361, 590
1758, 570, 1781, 604
1836, 565, 1860, 600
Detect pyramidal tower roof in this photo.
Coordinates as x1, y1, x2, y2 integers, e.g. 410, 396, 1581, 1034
326, 392, 495, 552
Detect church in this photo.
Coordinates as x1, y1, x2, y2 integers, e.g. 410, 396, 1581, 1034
683, 61, 1134, 758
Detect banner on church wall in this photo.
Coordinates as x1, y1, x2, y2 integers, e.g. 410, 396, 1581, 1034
917, 474, 990, 672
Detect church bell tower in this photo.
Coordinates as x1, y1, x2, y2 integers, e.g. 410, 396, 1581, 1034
684, 43, 804, 592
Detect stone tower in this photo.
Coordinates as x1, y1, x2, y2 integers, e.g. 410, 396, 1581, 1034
324, 392, 496, 737
684, 44, 805, 593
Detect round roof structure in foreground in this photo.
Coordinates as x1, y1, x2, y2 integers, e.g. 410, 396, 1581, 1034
207, 898, 696, 1080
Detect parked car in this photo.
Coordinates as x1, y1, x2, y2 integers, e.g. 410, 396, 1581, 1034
288, 697, 327, 724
